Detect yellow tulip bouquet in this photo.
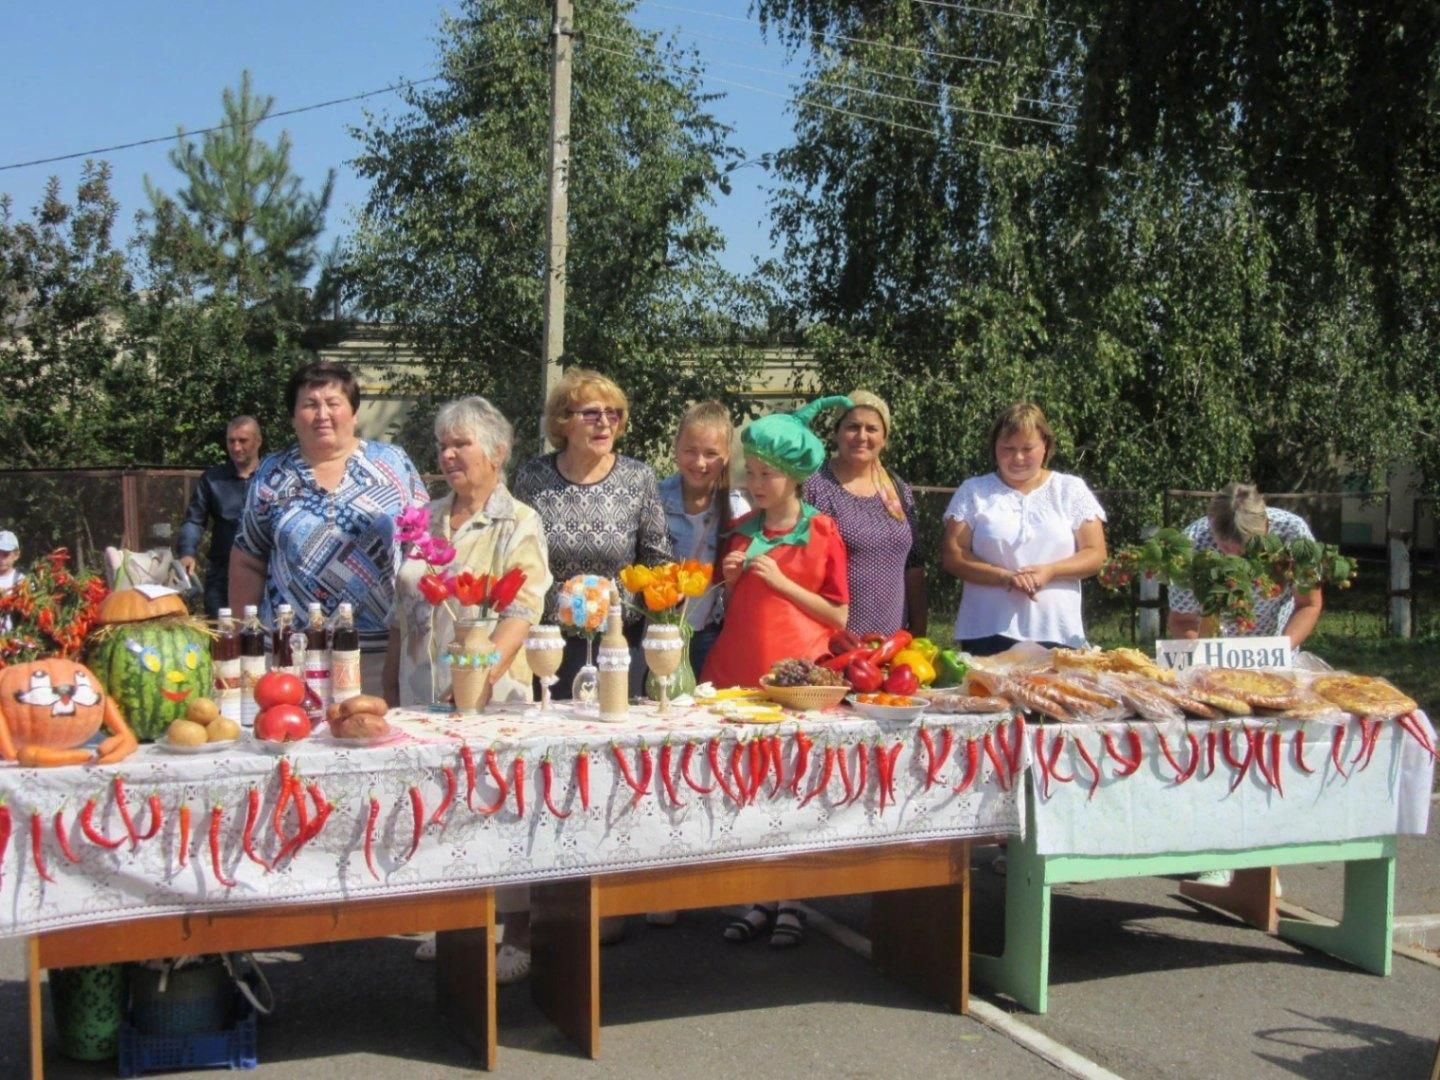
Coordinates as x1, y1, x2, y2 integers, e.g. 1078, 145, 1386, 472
618, 559, 714, 624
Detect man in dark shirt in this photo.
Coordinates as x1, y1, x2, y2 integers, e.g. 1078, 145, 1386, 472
177, 415, 263, 618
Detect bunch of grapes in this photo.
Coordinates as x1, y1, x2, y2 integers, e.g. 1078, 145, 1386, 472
768, 658, 846, 687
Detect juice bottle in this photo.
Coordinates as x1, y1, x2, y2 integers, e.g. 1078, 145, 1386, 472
330, 602, 361, 704
302, 602, 331, 724
212, 607, 241, 724
270, 603, 295, 672
238, 604, 266, 728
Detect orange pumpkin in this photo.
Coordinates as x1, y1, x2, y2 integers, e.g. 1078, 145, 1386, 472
0, 657, 138, 766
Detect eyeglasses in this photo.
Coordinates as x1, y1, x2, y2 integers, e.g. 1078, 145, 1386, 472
569, 407, 624, 426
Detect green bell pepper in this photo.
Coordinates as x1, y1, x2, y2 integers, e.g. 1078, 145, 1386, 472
932, 649, 969, 689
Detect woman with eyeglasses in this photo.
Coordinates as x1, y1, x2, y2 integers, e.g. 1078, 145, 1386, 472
512, 368, 673, 699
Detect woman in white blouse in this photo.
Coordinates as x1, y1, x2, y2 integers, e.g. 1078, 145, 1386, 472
940, 403, 1108, 655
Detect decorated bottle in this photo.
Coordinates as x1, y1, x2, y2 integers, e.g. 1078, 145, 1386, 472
270, 603, 296, 672
597, 586, 630, 721
330, 602, 361, 704
238, 604, 266, 728
302, 601, 331, 724
212, 607, 242, 724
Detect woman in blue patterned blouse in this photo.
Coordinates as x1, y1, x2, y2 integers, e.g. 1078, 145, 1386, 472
230, 361, 430, 694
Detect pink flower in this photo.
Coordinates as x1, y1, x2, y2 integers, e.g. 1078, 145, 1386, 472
395, 506, 431, 544
414, 534, 456, 568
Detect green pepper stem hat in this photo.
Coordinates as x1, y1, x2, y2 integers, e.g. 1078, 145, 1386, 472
741, 395, 853, 480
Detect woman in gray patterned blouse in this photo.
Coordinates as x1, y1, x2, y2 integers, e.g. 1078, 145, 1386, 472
513, 368, 673, 697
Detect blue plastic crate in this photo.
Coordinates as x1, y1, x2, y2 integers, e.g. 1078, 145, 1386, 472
116, 998, 257, 1076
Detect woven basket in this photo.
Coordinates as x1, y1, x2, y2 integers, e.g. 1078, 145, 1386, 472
758, 677, 849, 710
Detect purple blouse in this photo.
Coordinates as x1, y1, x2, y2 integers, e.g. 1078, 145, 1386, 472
802, 462, 921, 636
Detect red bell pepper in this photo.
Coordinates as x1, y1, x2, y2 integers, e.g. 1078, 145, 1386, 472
870, 630, 914, 666
882, 663, 919, 695
828, 630, 863, 655
846, 655, 885, 692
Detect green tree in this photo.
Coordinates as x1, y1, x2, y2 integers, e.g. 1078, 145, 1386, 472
755, 1, 1437, 501
347, 0, 763, 467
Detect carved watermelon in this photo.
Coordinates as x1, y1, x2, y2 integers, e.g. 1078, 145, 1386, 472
87, 619, 211, 741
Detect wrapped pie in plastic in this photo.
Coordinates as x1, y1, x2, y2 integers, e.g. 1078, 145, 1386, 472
1006, 672, 1125, 723
1187, 667, 1303, 712
1309, 674, 1418, 719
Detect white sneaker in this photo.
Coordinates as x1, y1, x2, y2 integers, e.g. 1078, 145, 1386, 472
413, 935, 437, 961
1193, 870, 1233, 886
496, 943, 531, 985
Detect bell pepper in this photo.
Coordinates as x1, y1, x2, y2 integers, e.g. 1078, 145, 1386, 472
907, 637, 940, 663
846, 655, 885, 692
890, 648, 936, 686
932, 649, 969, 689
829, 630, 863, 655
870, 630, 913, 666
882, 663, 920, 695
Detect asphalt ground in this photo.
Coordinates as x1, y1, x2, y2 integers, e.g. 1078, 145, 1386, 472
3, 803, 1436, 1079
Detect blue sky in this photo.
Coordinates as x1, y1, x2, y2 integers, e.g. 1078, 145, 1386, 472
1, 1, 808, 278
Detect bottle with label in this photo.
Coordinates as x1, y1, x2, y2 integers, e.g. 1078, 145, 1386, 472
212, 607, 242, 724
270, 603, 296, 672
330, 602, 361, 704
302, 602, 331, 724
597, 586, 630, 721
238, 605, 266, 728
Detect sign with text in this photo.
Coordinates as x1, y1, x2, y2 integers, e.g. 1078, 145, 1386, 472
1155, 636, 1293, 672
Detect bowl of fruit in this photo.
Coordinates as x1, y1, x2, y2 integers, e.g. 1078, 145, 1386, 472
759, 659, 851, 710
848, 692, 927, 722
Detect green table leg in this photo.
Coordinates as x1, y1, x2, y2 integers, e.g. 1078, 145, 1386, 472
971, 794, 1052, 1013
1278, 855, 1394, 976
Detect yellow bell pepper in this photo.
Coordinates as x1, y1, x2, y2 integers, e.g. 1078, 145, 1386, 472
890, 648, 936, 686
907, 637, 941, 663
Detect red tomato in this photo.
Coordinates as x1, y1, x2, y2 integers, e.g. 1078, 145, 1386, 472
254, 671, 306, 710
255, 704, 312, 742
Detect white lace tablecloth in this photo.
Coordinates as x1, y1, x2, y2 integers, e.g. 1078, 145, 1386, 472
0, 704, 1020, 938
1027, 712, 1435, 857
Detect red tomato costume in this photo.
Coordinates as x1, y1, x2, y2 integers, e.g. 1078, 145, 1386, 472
700, 508, 849, 689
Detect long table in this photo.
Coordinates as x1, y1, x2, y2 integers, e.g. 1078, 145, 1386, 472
971, 713, 1436, 1013
2, 703, 1019, 1073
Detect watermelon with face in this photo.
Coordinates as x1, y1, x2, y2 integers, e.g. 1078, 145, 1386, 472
86, 588, 213, 742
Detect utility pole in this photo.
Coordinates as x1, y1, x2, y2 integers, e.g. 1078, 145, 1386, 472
541, 0, 575, 445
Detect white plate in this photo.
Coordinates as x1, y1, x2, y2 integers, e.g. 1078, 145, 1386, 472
313, 728, 406, 749
154, 737, 237, 755
847, 699, 928, 722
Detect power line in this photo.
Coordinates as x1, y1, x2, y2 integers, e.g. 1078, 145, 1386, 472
910, 0, 1099, 32
588, 28, 1072, 131
0, 75, 446, 174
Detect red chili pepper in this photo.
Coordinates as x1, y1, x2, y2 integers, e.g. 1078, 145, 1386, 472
884, 741, 903, 805
953, 738, 981, 793
0, 801, 10, 888
136, 794, 163, 841
707, 738, 740, 804
209, 805, 235, 888
798, 744, 836, 808
1205, 729, 1218, 778
927, 727, 954, 789
1351, 718, 1372, 765
982, 731, 1010, 792
576, 747, 591, 810
1156, 731, 1185, 780
31, 811, 55, 883
274, 759, 293, 837
789, 731, 814, 797
512, 757, 526, 817
875, 743, 891, 813
308, 781, 327, 820
1292, 729, 1316, 774
292, 775, 310, 833
1223, 728, 1254, 793
677, 741, 710, 795
1002, 716, 1026, 780
849, 740, 869, 805
1033, 729, 1052, 800
541, 757, 571, 818
1047, 734, 1075, 784
476, 747, 508, 814
1330, 724, 1351, 778
460, 745, 479, 811
1073, 737, 1103, 801
658, 741, 683, 808
837, 740, 855, 802
748, 738, 768, 802
919, 726, 939, 791
729, 740, 749, 806
1396, 714, 1439, 760
178, 804, 191, 868
78, 797, 124, 850
1270, 731, 1284, 798
612, 743, 652, 807
277, 798, 333, 864
407, 786, 425, 859
1359, 720, 1383, 772
114, 776, 139, 849
1175, 730, 1201, 783
431, 766, 457, 827
53, 807, 80, 864
241, 788, 270, 871
1251, 729, 1275, 791
1102, 729, 1143, 777
768, 735, 786, 798
363, 795, 382, 880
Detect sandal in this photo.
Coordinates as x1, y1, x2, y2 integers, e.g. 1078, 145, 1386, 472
769, 906, 806, 949
496, 943, 531, 985
722, 904, 773, 943
413, 935, 437, 962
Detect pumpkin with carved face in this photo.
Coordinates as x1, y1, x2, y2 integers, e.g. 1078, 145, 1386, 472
86, 588, 212, 743
0, 656, 137, 766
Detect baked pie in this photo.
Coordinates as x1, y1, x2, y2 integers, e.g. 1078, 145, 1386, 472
1311, 675, 1417, 719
